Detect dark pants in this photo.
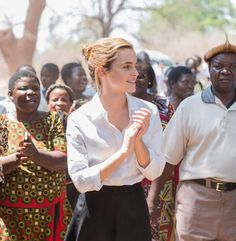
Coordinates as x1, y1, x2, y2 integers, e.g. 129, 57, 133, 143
65, 183, 152, 241
66, 172, 80, 211
67, 182, 80, 211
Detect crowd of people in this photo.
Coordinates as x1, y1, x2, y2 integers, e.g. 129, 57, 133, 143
0, 36, 235, 241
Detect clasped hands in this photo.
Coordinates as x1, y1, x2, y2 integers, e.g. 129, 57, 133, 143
16, 137, 39, 166
121, 107, 151, 153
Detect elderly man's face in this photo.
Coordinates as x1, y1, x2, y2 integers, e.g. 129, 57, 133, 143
209, 53, 236, 94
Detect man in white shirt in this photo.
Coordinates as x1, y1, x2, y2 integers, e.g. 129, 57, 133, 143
147, 41, 236, 240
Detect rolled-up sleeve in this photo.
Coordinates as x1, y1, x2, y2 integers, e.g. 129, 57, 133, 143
136, 105, 165, 180
66, 114, 103, 193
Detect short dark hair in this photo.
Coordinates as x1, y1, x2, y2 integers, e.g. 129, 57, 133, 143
45, 83, 74, 104
136, 62, 155, 88
8, 70, 40, 91
16, 64, 37, 74
41, 63, 59, 80
137, 51, 151, 64
61, 62, 82, 85
168, 66, 193, 87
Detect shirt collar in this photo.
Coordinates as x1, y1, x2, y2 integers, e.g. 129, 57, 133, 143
90, 93, 106, 121
90, 93, 136, 121
201, 86, 215, 103
201, 85, 236, 109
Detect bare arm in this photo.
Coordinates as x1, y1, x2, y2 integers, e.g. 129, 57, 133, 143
99, 149, 128, 181
134, 139, 150, 168
133, 108, 151, 168
0, 154, 18, 174
99, 122, 140, 181
33, 150, 67, 171
18, 142, 67, 172
147, 162, 176, 220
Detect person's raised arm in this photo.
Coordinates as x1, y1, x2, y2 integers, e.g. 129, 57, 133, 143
133, 107, 165, 181
67, 114, 140, 193
99, 122, 140, 181
17, 140, 67, 172
133, 108, 151, 168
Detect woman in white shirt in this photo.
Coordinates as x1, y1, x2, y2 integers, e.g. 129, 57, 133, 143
65, 37, 165, 241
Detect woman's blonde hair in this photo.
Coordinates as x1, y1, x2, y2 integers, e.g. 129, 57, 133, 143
82, 37, 133, 90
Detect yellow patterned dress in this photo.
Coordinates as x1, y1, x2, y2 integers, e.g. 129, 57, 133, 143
142, 94, 176, 241
0, 112, 71, 240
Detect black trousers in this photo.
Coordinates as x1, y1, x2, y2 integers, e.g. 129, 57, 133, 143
67, 182, 80, 211
64, 183, 152, 241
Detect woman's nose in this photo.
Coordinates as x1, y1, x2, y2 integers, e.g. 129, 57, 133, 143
134, 67, 139, 77
56, 101, 65, 106
27, 89, 37, 95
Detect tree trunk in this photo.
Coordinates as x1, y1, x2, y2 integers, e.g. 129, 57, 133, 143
0, 0, 46, 75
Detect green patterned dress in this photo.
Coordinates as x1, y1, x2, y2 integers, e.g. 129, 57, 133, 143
0, 112, 71, 240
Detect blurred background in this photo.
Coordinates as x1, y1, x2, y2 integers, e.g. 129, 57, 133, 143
0, 0, 236, 95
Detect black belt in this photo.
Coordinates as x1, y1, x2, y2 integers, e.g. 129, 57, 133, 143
193, 179, 236, 191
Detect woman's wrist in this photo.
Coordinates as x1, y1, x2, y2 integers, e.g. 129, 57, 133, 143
135, 136, 144, 146
118, 148, 129, 158
32, 149, 41, 164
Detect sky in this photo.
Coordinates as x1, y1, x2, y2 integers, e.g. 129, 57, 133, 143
0, 0, 142, 52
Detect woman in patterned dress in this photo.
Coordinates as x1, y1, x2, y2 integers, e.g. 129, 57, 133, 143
142, 65, 195, 241
132, 61, 175, 241
0, 139, 9, 240
46, 83, 80, 211
0, 70, 71, 240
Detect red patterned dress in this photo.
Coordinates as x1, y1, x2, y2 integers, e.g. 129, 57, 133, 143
0, 112, 71, 240
142, 94, 176, 241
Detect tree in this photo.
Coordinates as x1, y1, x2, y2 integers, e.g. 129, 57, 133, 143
137, 0, 236, 61
140, 0, 236, 34
47, 0, 161, 43
0, 0, 46, 75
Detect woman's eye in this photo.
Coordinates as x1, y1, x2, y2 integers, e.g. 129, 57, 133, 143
18, 86, 27, 90
137, 75, 145, 79
213, 65, 222, 70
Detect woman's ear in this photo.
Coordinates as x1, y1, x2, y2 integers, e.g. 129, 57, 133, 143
8, 90, 13, 101
96, 66, 106, 78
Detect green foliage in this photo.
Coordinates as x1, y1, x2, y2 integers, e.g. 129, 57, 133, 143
144, 0, 236, 32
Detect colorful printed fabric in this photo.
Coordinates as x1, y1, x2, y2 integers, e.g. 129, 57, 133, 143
0, 217, 9, 240
0, 112, 71, 240
142, 94, 176, 241
74, 96, 91, 109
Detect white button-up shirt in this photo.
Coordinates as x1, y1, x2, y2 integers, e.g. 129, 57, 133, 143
162, 86, 236, 183
66, 93, 165, 193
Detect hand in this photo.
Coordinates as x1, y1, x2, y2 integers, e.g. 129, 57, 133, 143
132, 108, 151, 140
120, 122, 141, 154
17, 139, 39, 163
